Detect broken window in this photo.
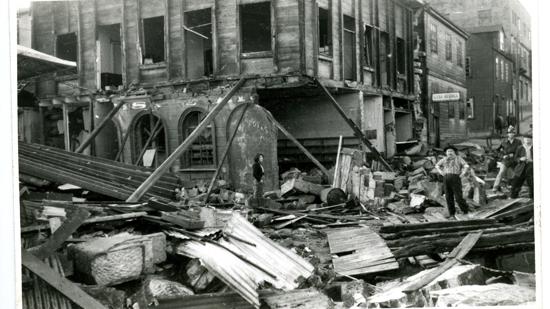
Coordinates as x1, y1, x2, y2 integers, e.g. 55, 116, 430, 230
445, 33, 452, 61
142, 16, 165, 64
97, 24, 123, 89
240, 2, 271, 53
396, 38, 406, 75
456, 39, 463, 67
181, 111, 215, 167
56, 32, 77, 62
343, 15, 356, 81
380, 32, 389, 86
318, 7, 332, 57
185, 8, 213, 79
429, 23, 438, 54
478, 9, 491, 26
364, 25, 374, 67
499, 31, 505, 51
133, 113, 167, 167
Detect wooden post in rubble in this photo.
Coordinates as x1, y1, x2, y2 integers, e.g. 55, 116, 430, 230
204, 103, 251, 203
126, 78, 248, 202
313, 78, 393, 171
74, 101, 125, 153
263, 108, 331, 178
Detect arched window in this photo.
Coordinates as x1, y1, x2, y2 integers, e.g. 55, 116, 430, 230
180, 110, 215, 168
132, 113, 168, 167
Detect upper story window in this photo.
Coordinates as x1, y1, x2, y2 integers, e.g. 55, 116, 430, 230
56, 33, 77, 62
318, 6, 332, 57
465, 57, 471, 77
184, 8, 213, 78
445, 33, 452, 61
495, 57, 499, 79
142, 16, 165, 64
456, 39, 463, 67
240, 2, 272, 54
429, 23, 438, 54
364, 24, 374, 67
499, 31, 505, 51
478, 9, 492, 26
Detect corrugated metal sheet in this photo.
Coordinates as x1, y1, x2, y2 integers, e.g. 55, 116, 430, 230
176, 213, 314, 308
18, 45, 76, 80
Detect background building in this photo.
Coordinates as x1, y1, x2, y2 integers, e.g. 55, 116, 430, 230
422, 0, 531, 134
416, 6, 469, 146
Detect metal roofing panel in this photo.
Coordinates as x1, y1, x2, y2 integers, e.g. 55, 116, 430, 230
17, 45, 77, 80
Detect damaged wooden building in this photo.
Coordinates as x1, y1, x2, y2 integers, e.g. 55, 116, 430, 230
19, 0, 421, 193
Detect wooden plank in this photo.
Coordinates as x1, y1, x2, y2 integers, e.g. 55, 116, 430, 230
477, 198, 530, 219
32, 209, 91, 260
22, 250, 109, 309
379, 219, 497, 234
126, 78, 247, 202
402, 232, 483, 293
83, 211, 147, 224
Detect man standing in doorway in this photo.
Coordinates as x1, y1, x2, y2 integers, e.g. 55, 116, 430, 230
493, 126, 522, 192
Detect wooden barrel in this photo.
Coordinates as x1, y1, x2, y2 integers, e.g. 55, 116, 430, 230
320, 188, 347, 205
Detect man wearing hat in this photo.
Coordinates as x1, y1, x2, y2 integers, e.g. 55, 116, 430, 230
493, 125, 522, 192
435, 145, 471, 219
510, 134, 534, 198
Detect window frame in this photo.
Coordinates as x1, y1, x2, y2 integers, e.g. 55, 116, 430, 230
239, 1, 273, 56
178, 108, 217, 169
140, 15, 167, 65
445, 32, 452, 61
429, 23, 438, 54
318, 5, 332, 58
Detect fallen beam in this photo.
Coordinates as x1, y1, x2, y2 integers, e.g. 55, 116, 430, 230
313, 78, 393, 171
32, 209, 90, 260
22, 250, 109, 309
402, 232, 482, 293
127, 78, 247, 202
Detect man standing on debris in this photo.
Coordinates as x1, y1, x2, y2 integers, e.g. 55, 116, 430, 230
252, 153, 265, 199
510, 135, 534, 199
493, 126, 522, 192
435, 145, 471, 218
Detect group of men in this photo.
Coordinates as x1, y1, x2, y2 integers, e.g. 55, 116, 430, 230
435, 125, 533, 219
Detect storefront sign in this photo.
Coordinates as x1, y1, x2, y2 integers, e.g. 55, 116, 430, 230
432, 92, 460, 102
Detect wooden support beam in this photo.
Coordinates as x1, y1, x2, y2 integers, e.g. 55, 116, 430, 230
62, 104, 70, 151
74, 101, 125, 153
126, 78, 248, 202
313, 78, 393, 171
205, 104, 251, 203
22, 250, 109, 309
114, 129, 131, 162
134, 119, 163, 165
263, 108, 330, 178
402, 232, 482, 293
31, 209, 90, 260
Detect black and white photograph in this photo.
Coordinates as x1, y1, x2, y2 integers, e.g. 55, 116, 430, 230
2, 0, 545, 307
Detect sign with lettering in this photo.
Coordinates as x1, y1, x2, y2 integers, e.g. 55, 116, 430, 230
432, 92, 460, 102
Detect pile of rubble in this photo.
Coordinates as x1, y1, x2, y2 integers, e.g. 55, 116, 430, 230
19, 142, 536, 309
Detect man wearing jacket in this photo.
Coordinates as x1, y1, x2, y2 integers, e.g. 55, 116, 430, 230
493, 126, 522, 192
252, 153, 265, 199
510, 135, 534, 199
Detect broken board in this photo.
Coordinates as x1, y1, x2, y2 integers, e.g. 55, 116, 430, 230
325, 227, 399, 276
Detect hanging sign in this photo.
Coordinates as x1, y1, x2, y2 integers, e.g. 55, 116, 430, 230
432, 92, 460, 102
